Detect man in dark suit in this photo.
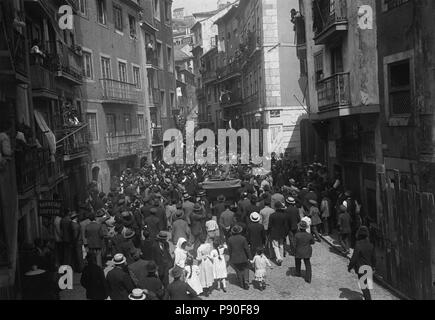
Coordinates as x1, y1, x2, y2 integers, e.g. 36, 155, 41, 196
106, 253, 135, 300
151, 231, 173, 288
227, 225, 251, 290
237, 192, 251, 223
246, 212, 265, 257
167, 268, 197, 300
268, 202, 288, 265
348, 226, 375, 300
285, 197, 301, 256
294, 221, 315, 283
140, 261, 166, 299
85, 213, 108, 267
70, 212, 84, 272
60, 211, 73, 266
144, 208, 161, 240
213, 194, 227, 221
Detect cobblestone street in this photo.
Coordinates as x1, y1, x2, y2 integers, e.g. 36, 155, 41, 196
61, 240, 398, 300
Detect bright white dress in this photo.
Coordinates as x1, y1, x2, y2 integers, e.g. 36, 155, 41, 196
210, 247, 227, 280
197, 243, 214, 288
184, 265, 203, 295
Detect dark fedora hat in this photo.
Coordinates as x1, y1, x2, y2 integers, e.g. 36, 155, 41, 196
193, 203, 202, 212
156, 231, 168, 241
146, 261, 157, 273
231, 225, 243, 235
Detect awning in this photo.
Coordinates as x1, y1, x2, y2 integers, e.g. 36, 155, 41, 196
34, 109, 56, 157
202, 179, 241, 190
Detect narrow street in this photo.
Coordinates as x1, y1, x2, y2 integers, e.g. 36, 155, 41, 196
60, 240, 398, 300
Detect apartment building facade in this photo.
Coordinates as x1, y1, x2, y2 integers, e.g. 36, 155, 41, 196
190, 4, 233, 131
141, 0, 176, 160
0, 0, 89, 298
297, 0, 381, 216
210, 0, 307, 159
77, 0, 150, 192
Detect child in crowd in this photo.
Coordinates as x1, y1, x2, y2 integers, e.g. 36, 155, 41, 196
250, 247, 272, 291
210, 240, 227, 292
184, 256, 203, 295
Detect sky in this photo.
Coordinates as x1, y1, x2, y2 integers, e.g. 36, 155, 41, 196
172, 0, 218, 16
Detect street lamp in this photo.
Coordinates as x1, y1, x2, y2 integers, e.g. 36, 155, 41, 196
254, 111, 263, 155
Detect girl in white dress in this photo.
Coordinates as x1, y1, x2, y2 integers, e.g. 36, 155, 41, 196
174, 237, 188, 269
184, 256, 203, 295
250, 247, 272, 291
210, 240, 228, 292
196, 237, 214, 296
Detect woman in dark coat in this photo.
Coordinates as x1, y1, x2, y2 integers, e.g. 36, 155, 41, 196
80, 252, 109, 300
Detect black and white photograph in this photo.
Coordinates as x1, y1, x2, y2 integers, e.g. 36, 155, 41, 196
0, 0, 434, 306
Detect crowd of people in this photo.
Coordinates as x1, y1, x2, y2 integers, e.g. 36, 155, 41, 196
21, 156, 376, 300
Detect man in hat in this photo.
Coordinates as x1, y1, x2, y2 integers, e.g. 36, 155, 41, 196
338, 205, 352, 255
237, 192, 251, 222
165, 198, 178, 230
197, 189, 211, 217
128, 248, 149, 289
106, 253, 135, 300
140, 261, 166, 299
219, 203, 236, 242
80, 251, 108, 300
245, 195, 260, 224
167, 267, 197, 300
308, 200, 322, 242
70, 211, 84, 272
213, 194, 227, 222
268, 202, 288, 265
171, 209, 191, 246
118, 228, 137, 265
294, 221, 314, 283
182, 193, 195, 225
140, 196, 153, 220
285, 197, 301, 256
144, 208, 161, 240
60, 210, 73, 266
246, 212, 265, 257
259, 197, 274, 257
348, 226, 375, 300
151, 231, 173, 288
153, 197, 168, 231
85, 212, 108, 267
227, 225, 251, 290
271, 188, 285, 210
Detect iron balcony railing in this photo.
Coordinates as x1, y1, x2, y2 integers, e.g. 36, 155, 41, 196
57, 125, 89, 160
100, 78, 139, 104
313, 0, 348, 38
30, 64, 56, 92
106, 134, 147, 157
317, 72, 350, 112
51, 40, 83, 84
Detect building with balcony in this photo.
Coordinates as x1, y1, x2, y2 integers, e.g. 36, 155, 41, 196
77, 0, 151, 192
295, 0, 381, 224
175, 45, 198, 128
24, 0, 91, 216
208, 0, 308, 159
190, 3, 234, 131
141, 0, 177, 160
0, 0, 31, 298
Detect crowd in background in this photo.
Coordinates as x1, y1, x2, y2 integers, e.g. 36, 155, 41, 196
20, 155, 375, 300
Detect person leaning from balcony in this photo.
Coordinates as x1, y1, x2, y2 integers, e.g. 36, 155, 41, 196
85, 211, 108, 267
348, 226, 376, 300
30, 39, 46, 65
70, 211, 84, 273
